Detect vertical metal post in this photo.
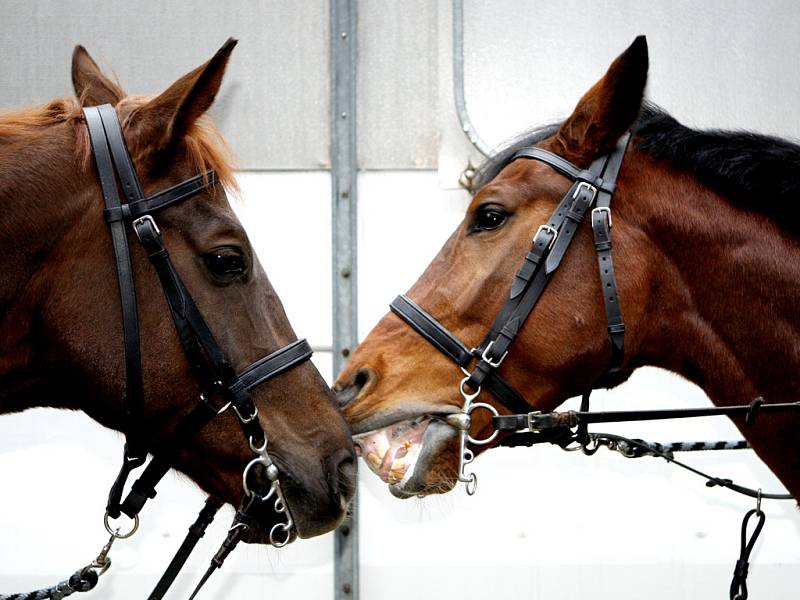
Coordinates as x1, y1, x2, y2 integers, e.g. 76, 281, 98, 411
331, 1, 359, 600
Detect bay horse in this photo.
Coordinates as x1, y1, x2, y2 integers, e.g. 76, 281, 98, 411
336, 36, 800, 504
0, 38, 355, 556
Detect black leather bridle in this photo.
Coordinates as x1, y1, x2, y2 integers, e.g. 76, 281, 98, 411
82, 104, 310, 597
390, 133, 631, 493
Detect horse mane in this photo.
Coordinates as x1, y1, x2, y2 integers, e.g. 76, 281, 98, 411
0, 97, 237, 192
472, 102, 800, 234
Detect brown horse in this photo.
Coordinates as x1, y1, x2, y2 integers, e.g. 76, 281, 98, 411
336, 36, 800, 501
0, 40, 355, 543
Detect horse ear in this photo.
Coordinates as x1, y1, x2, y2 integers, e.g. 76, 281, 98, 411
71, 45, 124, 107
553, 36, 648, 164
128, 37, 237, 156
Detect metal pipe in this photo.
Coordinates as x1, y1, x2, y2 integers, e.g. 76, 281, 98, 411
452, 0, 493, 157
330, 1, 359, 599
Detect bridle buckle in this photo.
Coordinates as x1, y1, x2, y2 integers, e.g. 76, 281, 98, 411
534, 224, 558, 250
591, 206, 612, 228
481, 340, 508, 368
131, 214, 160, 241
573, 181, 598, 202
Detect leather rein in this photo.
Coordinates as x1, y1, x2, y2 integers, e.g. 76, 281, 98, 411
2, 104, 311, 600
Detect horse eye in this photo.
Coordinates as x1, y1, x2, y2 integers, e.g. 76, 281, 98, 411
473, 205, 508, 232
203, 247, 247, 279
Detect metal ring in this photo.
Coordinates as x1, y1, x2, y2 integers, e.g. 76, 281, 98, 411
465, 472, 477, 496
103, 512, 140, 539
459, 376, 481, 403
466, 402, 500, 446
463, 448, 474, 465
270, 521, 293, 547
242, 457, 276, 499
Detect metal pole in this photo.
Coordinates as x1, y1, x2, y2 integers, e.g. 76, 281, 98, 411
452, 0, 492, 157
330, 1, 359, 600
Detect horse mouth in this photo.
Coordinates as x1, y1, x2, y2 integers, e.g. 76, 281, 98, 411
353, 415, 458, 498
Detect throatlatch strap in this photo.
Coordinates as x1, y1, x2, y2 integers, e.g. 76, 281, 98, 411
591, 132, 630, 371
84, 106, 147, 517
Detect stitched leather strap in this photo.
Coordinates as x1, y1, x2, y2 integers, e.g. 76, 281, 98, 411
390, 295, 473, 366
147, 497, 222, 600
103, 171, 216, 223
84, 107, 147, 518
390, 296, 529, 414
235, 339, 313, 392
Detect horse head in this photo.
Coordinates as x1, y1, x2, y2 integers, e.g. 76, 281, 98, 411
0, 40, 356, 541
336, 35, 800, 501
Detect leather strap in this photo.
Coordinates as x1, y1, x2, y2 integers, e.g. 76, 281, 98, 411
389, 296, 530, 414
390, 295, 472, 367
103, 171, 216, 223
512, 147, 614, 194
236, 339, 314, 392
591, 133, 631, 372
492, 399, 800, 431
84, 107, 147, 517
147, 497, 222, 600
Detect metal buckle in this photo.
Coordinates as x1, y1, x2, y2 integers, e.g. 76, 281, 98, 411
534, 224, 558, 250
573, 181, 598, 202
481, 340, 508, 368
132, 214, 160, 241
234, 403, 259, 424
591, 206, 612, 228
527, 411, 542, 431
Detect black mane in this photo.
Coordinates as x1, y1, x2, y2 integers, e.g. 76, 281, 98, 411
473, 103, 800, 234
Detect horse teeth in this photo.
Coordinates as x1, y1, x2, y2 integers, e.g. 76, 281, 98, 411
367, 452, 381, 468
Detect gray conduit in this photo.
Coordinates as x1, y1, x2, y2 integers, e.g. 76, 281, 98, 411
452, 0, 493, 157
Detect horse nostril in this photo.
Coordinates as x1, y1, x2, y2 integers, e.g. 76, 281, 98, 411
336, 368, 375, 408
327, 448, 357, 503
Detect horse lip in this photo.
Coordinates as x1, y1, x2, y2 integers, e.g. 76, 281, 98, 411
350, 403, 460, 436
388, 420, 458, 498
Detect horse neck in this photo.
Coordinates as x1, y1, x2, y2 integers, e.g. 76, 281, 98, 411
0, 122, 92, 413
0, 122, 88, 315
624, 151, 800, 407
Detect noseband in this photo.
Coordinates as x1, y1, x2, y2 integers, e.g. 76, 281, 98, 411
390, 133, 631, 493
79, 105, 309, 597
